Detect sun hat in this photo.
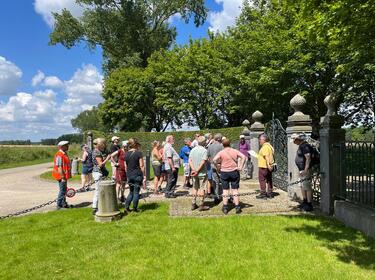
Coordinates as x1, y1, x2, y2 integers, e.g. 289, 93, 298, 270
290, 133, 307, 142
240, 135, 245, 139
111, 136, 120, 141
57, 141, 69, 146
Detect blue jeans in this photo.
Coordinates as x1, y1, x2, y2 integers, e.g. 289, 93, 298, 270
125, 175, 142, 210
57, 180, 67, 207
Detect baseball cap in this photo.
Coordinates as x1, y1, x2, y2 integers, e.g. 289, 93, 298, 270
57, 140, 69, 146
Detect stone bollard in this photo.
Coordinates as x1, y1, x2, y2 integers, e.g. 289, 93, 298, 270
95, 179, 121, 222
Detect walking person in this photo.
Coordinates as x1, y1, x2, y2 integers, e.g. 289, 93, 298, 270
163, 135, 180, 198
189, 136, 209, 211
79, 144, 93, 190
239, 135, 252, 179
52, 141, 72, 210
179, 138, 192, 189
124, 138, 146, 213
207, 133, 224, 205
291, 133, 314, 212
151, 140, 164, 194
92, 138, 111, 215
256, 134, 275, 200
111, 140, 128, 203
213, 138, 246, 214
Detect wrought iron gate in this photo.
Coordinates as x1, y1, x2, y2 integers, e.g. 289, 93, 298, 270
265, 118, 288, 191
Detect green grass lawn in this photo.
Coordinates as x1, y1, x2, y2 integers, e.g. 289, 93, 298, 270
0, 204, 374, 280
0, 158, 52, 169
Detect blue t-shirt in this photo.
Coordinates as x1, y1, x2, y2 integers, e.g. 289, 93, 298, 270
179, 145, 191, 164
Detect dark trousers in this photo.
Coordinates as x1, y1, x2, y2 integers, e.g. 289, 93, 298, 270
212, 168, 223, 200
57, 180, 67, 207
125, 175, 142, 210
165, 168, 178, 195
258, 168, 273, 194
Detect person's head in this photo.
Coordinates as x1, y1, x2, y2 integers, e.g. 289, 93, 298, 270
80, 144, 87, 151
184, 138, 192, 146
58, 141, 69, 152
197, 136, 206, 146
94, 138, 107, 151
240, 135, 245, 143
111, 136, 120, 145
152, 140, 160, 149
291, 133, 307, 146
222, 138, 231, 148
194, 133, 200, 139
128, 138, 141, 150
122, 140, 129, 150
258, 133, 269, 146
166, 135, 174, 145
214, 133, 222, 142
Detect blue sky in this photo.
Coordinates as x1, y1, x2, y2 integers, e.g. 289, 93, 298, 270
0, 0, 243, 141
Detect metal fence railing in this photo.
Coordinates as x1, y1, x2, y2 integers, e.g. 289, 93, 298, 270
339, 141, 375, 209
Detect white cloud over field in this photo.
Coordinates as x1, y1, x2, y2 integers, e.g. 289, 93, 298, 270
0, 56, 23, 96
0, 58, 103, 141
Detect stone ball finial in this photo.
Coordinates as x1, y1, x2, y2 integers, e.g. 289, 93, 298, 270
252, 110, 263, 124
242, 119, 250, 126
290, 94, 306, 115
324, 94, 339, 116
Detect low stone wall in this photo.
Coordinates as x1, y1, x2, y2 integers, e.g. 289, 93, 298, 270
334, 200, 375, 239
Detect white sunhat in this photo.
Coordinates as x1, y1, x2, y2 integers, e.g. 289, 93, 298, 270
290, 133, 307, 143
111, 136, 120, 141
57, 140, 69, 146
240, 135, 245, 139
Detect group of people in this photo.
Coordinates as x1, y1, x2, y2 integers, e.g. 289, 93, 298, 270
51, 130, 315, 215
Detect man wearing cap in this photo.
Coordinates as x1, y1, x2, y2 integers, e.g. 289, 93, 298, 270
52, 141, 72, 210
239, 135, 251, 179
110, 136, 121, 179
291, 133, 314, 212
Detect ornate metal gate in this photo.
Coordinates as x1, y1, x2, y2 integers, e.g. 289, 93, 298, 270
265, 118, 289, 191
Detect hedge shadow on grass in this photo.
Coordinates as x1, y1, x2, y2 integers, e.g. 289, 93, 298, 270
284, 215, 375, 270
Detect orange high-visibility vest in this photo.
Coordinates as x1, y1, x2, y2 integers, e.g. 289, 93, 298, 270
52, 150, 72, 181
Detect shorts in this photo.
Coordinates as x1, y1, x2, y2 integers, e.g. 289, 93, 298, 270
192, 175, 208, 190
299, 170, 312, 191
183, 163, 190, 177
152, 164, 162, 177
220, 170, 240, 190
82, 166, 93, 175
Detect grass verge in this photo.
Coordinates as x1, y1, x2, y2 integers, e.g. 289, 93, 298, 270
0, 204, 374, 280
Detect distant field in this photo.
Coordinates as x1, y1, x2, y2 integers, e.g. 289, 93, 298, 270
0, 145, 81, 170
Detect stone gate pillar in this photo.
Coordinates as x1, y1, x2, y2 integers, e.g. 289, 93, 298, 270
249, 111, 264, 180
320, 95, 345, 215
286, 94, 312, 199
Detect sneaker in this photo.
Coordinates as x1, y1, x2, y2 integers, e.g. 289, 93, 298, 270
63, 204, 73, 208
198, 205, 209, 211
222, 205, 229, 215
266, 193, 274, 199
297, 200, 308, 210
125, 208, 131, 213
191, 203, 198, 211
214, 198, 222, 205
256, 193, 268, 200
92, 208, 98, 215
235, 206, 242, 214
133, 208, 139, 213
302, 203, 314, 212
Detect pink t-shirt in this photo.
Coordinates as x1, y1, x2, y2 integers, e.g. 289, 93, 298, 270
213, 147, 245, 172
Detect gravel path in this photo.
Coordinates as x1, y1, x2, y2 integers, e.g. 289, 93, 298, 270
0, 164, 301, 218
0, 163, 93, 217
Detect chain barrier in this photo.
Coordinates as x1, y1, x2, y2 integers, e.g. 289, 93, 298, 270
0, 177, 107, 221
1, 173, 320, 220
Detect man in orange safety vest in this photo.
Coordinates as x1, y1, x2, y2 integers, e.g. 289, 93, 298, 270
52, 140, 72, 209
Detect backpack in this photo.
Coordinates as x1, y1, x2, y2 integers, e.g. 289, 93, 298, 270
309, 144, 320, 166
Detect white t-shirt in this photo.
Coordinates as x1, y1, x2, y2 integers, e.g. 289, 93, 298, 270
163, 143, 180, 170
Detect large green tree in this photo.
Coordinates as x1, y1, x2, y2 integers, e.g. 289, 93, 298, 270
71, 106, 109, 132
49, 0, 207, 73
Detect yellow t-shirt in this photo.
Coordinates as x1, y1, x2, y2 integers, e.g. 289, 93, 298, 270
258, 142, 274, 168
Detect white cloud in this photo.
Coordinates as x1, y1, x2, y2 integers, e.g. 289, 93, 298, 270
0, 56, 22, 96
43, 76, 64, 88
0, 64, 103, 141
34, 0, 84, 28
208, 0, 244, 33
31, 70, 45, 86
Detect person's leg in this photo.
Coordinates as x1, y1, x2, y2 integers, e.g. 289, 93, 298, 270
256, 168, 267, 199
191, 176, 199, 210
92, 172, 102, 212
198, 176, 209, 211
172, 168, 179, 191
132, 181, 141, 211
57, 180, 67, 208
81, 173, 86, 189
165, 169, 174, 197
125, 182, 135, 210
212, 169, 222, 204
265, 169, 273, 197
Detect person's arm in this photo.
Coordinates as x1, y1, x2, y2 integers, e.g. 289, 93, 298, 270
189, 157, 196, 176
196, 159, 207, 174
302, 153, 311, 176
110, 150, 119, 164
139, 154, 146, 188
79, 151, 87, 162
213, 153, 222, 171
237, 150, 246, 171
